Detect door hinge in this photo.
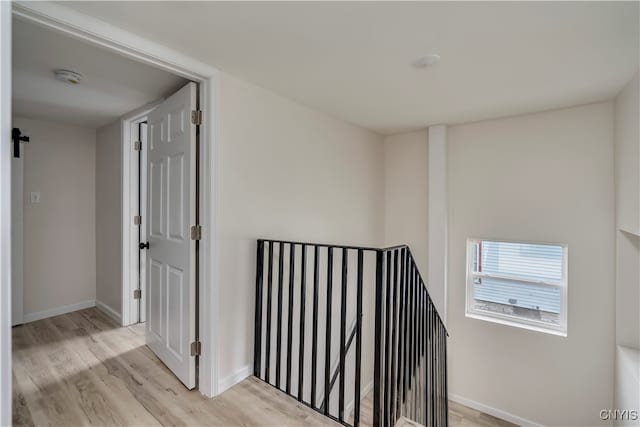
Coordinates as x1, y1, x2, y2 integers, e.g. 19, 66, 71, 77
190, 225, 202, 241
134, 215, 142, 225
134, 140, 142, 151
133, 289, 142, 299
191, 110, 202, 126
190, 341, 201, 357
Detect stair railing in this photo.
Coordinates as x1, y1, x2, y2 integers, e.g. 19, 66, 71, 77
374, 246, 449, 427
319, 318, 358, 411
253, 239, 448, 427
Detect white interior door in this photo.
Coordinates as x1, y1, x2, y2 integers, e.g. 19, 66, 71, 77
145, 82, 197, 389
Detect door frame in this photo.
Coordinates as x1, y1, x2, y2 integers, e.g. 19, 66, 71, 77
121, 104, 159, 327
10, 139, 23, 326
1, 2, 12, 424
11, 2, 222, 398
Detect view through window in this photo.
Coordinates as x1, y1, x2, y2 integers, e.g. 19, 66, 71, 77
466, 239, 568, 336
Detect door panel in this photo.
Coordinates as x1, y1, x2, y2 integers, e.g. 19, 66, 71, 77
149, 258, 163, 339
145, 82, 197, 389
167, 154, 184, 241
149, 159, 164, 239
167, 265, 184, 357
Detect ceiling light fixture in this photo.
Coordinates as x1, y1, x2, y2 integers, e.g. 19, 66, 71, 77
53, 69, 82, 85
411, 54, 440, 69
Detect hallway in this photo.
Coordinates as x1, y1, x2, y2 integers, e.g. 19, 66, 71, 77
12, 308, 336, 426
12, 308, 512, 427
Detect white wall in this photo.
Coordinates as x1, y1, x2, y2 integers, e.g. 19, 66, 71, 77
383, 130, 429, 274
96, 119, 122, 317
614, 72, 640, 348
447, 102, 615, 426
427, 125, 448, 320
614, 72, 640, 424
615, 73, 640, 238
217, 73, 385, 385
14, 117, 97, 321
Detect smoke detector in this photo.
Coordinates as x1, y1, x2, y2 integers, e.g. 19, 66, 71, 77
411, 54, 441, 69
53, 69, 82, 85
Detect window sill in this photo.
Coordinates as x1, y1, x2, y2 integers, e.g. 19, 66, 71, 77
465, 311, 567, 337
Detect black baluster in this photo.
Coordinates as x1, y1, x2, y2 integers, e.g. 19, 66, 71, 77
384, 251, 392, 427
390, 249, 399, 425
276, 242, 285, 389
338, 248, 348, 422
254, 240, 264, 377
402, 255, 410, 407
324, 247, 333, 416
286, 244, 295, 394
265, 242, 274, 384
354, 249, 364, 427
298, 244, 307, 402
311, 246, 319, 407
373, 250, 384, 427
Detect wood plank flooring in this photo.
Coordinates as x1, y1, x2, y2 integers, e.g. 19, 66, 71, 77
349, 391, 517, 427
12, 308, 516, 427
12, 308, 338, 427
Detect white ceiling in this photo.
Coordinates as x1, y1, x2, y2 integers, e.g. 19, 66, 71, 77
12, 17, 188, 128
58, 1, 638, 134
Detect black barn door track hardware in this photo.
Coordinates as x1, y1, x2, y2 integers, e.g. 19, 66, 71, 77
12, 127, 30, 158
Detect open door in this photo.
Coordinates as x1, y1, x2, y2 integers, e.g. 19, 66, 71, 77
144, 82, 198, 389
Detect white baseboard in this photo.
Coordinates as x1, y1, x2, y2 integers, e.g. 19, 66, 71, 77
23, 299, 96, 323
95, 300, 122, 325
218, 364, 252, 394
449, 393, 543, 427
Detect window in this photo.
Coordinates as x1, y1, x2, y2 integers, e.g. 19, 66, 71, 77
466, 239, 568, 336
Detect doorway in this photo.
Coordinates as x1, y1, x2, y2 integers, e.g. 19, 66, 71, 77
10, 15, 203, 391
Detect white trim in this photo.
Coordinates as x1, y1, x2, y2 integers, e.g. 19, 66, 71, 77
0, 2, 12, 424
121, 106, 156, 327
11, 2, 216, 80
199, 67, 222, 398
465, 312, 567, 337
11, 141, 23, 326
12, 2, 221, 398
95, 300, 122, 325
449, 393, 544, 427
218, 364, 252, 395
23, 300, 96, 324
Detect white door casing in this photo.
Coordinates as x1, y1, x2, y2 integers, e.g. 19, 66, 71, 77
11, 1, 221, 399
11, 143, 23, 326
139, 121, 148, 324
145, 82, 197, 389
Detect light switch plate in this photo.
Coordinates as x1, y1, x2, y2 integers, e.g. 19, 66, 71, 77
30, 192, 40, 203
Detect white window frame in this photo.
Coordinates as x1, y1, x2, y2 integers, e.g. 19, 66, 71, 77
465, 238, 568, 337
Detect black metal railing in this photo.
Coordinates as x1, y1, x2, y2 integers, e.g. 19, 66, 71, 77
254, 239, 448, 427
374, 247, 448, 427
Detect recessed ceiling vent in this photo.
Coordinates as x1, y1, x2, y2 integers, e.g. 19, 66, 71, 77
53, 69, 82, 85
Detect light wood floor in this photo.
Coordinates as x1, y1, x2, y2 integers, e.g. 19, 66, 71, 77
12, 308, 516, 427
350, 392, 516, 427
